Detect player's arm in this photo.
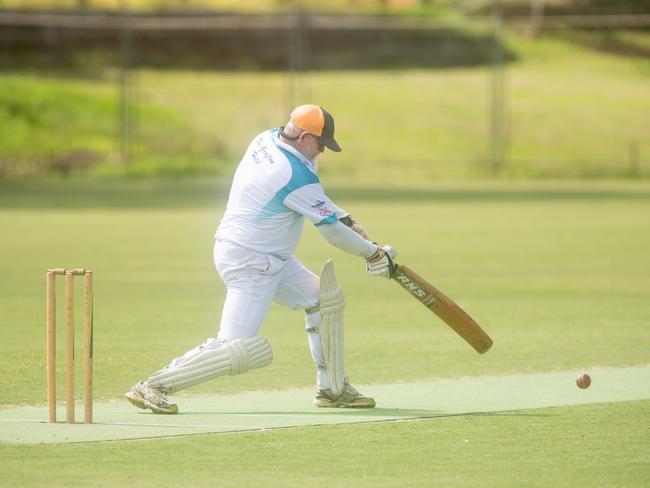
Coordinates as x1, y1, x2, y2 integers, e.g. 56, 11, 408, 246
283, 183, 377, 258
283, 183, 394, 277
319, 224, 395, 279
324, 200, 393, 277
338, 215, 369, 240
330, 202, 369, 239
318, 220, 377, 258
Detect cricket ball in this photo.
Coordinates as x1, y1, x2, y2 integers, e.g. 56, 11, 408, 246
576, 373, 591, 389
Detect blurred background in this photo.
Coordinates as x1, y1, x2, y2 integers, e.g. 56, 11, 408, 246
0, 0, 648, 183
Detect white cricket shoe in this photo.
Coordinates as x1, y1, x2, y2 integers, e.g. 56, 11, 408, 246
124, 381, 178, 414
314, 380, 376, 408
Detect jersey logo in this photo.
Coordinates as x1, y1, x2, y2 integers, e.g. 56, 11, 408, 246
311, 200, 327, 209
252, 141, 275, 165
252, 149, 274, 165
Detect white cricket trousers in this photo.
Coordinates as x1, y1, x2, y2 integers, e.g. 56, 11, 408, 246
213, 239, 329, 388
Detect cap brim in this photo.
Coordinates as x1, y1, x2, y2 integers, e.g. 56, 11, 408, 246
315, 135, 342, 152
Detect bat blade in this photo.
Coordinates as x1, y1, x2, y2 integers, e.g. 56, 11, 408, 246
392, 264, 493, 354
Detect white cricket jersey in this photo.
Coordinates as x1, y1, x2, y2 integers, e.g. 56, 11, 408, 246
216, 129, 346, 259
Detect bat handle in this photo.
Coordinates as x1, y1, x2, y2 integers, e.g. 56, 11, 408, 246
384, 245, 398, 260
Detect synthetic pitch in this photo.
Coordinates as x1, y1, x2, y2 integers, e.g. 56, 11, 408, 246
1, 366, 649, 444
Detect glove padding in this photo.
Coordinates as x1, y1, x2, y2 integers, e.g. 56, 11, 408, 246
366, 245, 398, 279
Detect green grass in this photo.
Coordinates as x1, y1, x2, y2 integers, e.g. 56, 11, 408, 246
1, 178, 649, 404
1, 178, 649, 485
504, 33, 650, 177
1, 401, 648, 487
0, 76, 115, 166
90, 34, 650, 180
0, 75, 213, 178
2, 30, 650, 180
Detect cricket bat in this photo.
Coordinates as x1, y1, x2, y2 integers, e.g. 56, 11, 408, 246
391, 263, 493, 354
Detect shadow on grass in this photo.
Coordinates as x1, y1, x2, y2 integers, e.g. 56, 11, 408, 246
132, 408, 555, 421
1, 179, 649, 210
169, 408, 445, 418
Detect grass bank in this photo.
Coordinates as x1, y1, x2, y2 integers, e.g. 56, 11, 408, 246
1, 30, 649, 180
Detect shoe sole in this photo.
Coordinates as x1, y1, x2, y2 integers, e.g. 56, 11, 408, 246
124, 392, 147, 409
313, 399, 376, 409
124, 392, 178, 415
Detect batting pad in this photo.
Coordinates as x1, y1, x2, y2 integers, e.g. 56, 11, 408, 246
147, 336, 273, 393
319, 259, 346, 395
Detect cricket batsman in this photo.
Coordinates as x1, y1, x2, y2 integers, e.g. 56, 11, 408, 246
125, 104, 395, 414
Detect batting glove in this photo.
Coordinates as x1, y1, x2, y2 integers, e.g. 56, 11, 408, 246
366, 245, 397, 279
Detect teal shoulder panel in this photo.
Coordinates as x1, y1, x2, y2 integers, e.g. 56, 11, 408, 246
257, 146, 320, 219
277, 146, 320, 190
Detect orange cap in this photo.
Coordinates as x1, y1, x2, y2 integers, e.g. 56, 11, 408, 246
290, 104, 341, 152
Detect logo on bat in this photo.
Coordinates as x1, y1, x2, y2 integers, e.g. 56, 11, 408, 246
394, 272, 437, 307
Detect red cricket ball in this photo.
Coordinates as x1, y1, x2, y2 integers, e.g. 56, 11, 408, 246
576, 373, 591, 389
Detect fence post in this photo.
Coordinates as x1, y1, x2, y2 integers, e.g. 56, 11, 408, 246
490, 0, 507, 175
